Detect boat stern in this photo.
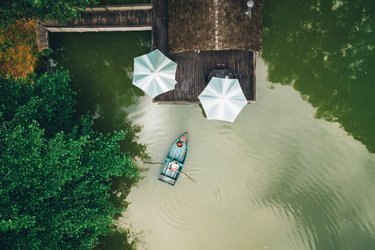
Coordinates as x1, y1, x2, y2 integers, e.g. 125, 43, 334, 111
159, 159, 182, 186
159, 174, 177, 186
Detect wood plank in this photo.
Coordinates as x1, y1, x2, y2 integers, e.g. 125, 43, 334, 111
39, 1, 257, 104
45, 6, 152, 29
36, 20, 49, 51
152, 0, 168, 54
154, 50, 255, 103
85, 4, 152, 12
46, 27, 152, 32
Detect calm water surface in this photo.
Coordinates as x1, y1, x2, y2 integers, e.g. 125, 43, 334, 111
49, 1, 375, 248
120, 59, 375, 250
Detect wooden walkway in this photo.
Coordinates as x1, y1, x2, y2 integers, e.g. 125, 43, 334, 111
152, 0, 256, 103
44, 4, 153, 32
152, 0, 168, 54
154, 50, 256, 103
38, 0, 258, 103
36, 20, 49, 51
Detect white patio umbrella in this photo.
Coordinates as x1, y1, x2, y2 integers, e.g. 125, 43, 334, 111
198, 77, 248, 122
132, 49, 177, 98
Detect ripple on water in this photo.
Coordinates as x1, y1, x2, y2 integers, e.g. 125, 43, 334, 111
157, 167, 224, 230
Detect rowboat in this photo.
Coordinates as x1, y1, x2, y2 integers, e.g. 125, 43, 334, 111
159, 132, 189, 186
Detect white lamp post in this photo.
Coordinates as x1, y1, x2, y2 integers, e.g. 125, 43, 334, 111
245, 0, 254, 18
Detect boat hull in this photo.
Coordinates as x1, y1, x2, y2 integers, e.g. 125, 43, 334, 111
159, 132, 189, 185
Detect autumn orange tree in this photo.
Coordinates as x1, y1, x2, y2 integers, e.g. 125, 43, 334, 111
0, 20, 37, 78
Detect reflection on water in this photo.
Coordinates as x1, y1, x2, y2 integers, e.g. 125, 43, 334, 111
49, 32, 151, 249
49, 25, 375, 249
262, 0, 375, 153
157, 166, 224, 230
120, 58, 375, 250
50, 32, 150, 158
96, 230, 134, 250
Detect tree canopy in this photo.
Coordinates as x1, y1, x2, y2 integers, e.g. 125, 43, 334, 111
0, 70, 139, 249
0, 20, 37, 78
0, 0, 96, 27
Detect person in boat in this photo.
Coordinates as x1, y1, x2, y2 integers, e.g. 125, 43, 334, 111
168, 161, 179, 172
176, 141, 183, 147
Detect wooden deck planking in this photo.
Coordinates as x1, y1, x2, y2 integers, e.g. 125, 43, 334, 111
152, 0, 168, 54
36, 20, 49, 51
45, 6, 152, 29
154, 50, 255, 103
39, 0, 257, 104
168, 0, 263, 52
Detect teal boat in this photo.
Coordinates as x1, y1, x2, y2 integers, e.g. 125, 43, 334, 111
159, 132, 189, 186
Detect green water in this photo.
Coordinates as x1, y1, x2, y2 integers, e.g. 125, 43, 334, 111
50, 32, 150, 157
50, 32, 151, 249
49, 1, 375, 249
263, 0, 375, 153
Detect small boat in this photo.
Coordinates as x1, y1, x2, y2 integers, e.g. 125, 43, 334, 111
159, 132, 189, 186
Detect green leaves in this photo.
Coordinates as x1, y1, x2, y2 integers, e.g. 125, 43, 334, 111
0, 70, 75, 135
0, 70, 139, 249
0, 0, 97, 28
0, 215, 36, 232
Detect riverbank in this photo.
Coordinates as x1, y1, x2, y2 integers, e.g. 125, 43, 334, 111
1, 6, 148, 250
49, 31, 151, 249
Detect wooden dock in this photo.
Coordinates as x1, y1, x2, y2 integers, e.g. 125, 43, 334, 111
38, 0, 259, 103
154, 50, 256, 103
44, 4, 153, 32
153, 0, 258, 103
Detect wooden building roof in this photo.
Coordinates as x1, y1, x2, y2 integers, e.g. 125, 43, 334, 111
153, 0, 262, 103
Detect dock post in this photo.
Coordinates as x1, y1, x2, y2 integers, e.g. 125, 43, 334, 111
36, 20, 49, 51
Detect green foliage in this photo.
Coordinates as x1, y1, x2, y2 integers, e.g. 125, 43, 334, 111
34, 70, 76, 135
0, 0, 97, 28
0, 20, 38, 79
96, 229, 136, 250
39, 48, 53, 57
0, 70, 75, 135
0, 70, 139, 249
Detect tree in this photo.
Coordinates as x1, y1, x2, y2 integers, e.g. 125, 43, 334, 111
0, 20, 37, 78
0, 70, 140, 249
0, 0, 97, 28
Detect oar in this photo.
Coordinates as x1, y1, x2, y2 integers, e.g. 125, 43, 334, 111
143, 161, 163, 165
176, 170, 196, 183
142, 161, 196, 183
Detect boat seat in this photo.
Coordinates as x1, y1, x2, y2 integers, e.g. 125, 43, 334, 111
159, 174, 176, 186
161, 160, 181, 179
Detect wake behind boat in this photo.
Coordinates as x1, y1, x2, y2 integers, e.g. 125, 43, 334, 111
159, 132, 189, 186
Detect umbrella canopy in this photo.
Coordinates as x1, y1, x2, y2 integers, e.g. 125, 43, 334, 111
132, 49, 177, 98
198, 77, 247, 122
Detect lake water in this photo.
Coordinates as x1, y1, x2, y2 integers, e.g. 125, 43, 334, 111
119, 58, 375, 250
49, 1, 375, 248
